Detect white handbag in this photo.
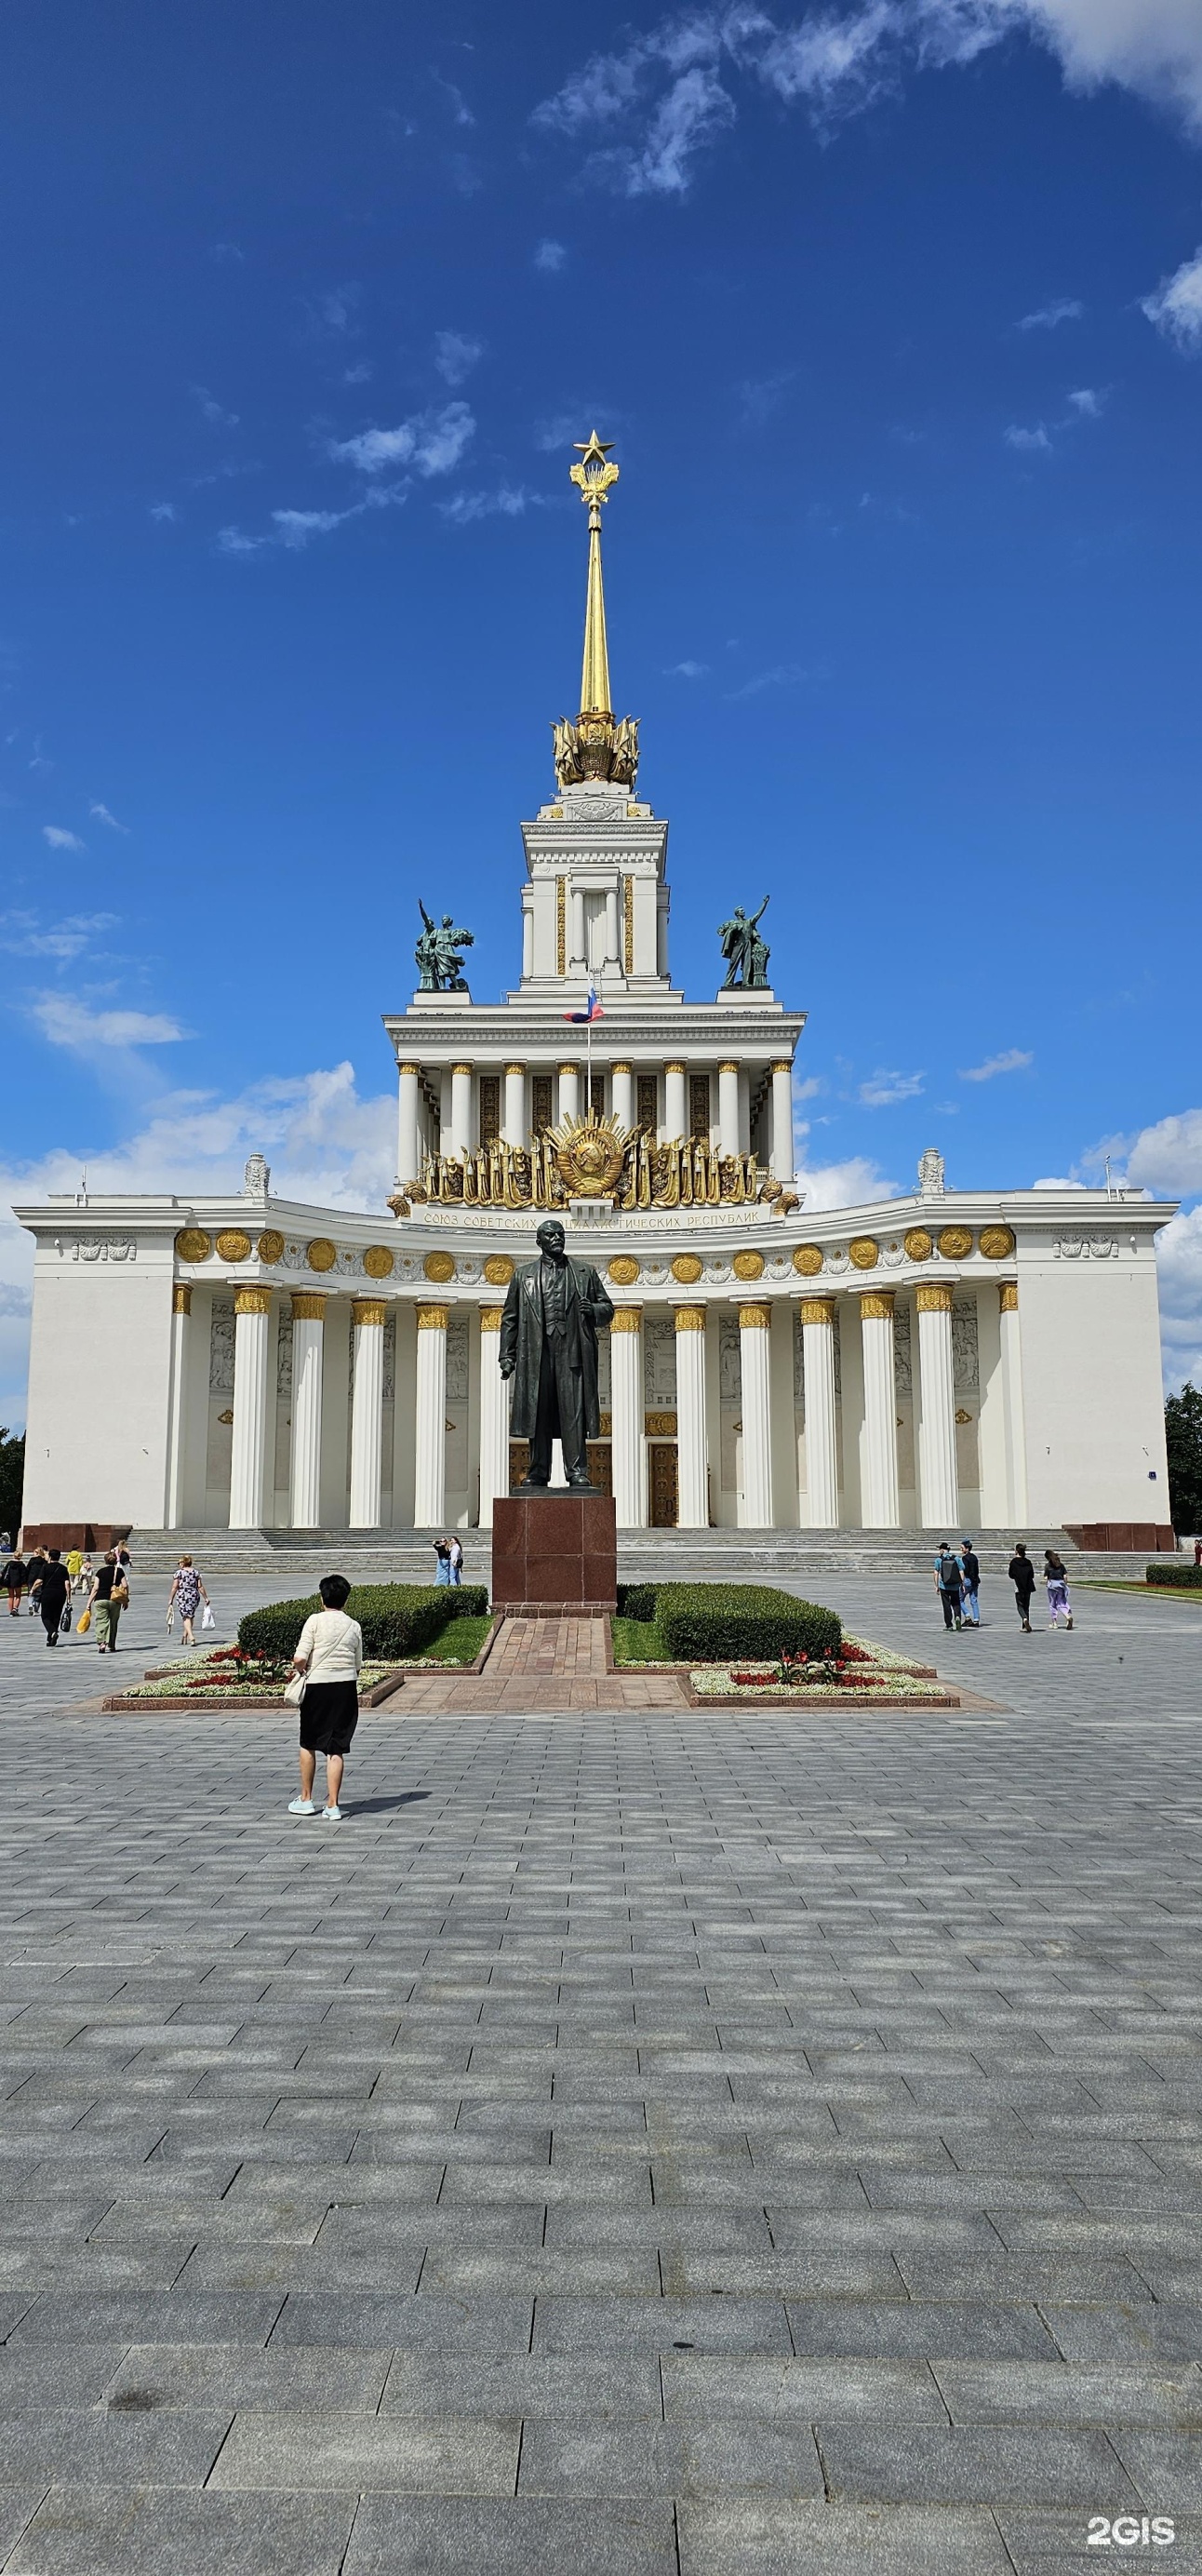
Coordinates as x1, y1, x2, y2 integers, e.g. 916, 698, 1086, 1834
284, 1670, 306, 1708
201, 1601, 215, 1630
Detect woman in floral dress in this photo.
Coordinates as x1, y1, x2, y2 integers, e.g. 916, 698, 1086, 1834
167, 1556, 209, 1648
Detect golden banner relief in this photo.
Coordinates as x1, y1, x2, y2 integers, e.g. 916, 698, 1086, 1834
409, 1112, 780, 1213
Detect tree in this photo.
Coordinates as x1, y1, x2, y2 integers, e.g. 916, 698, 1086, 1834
0, 1429, 24, 1540
1165, 1385, 1202, 1537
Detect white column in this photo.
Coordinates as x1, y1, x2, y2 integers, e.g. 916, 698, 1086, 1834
610, 1306, 648, 1528
771, 1059, 795, 1184
478, 1304, 512, 1528
349, 1298, 386, 1529
674, 1306, 709, 1528
665, 1061, 688, 1140
718, 1061, 740, 1158
738, 1301, 773, 1527
449, 1064, 473, 1160
604, 884, 619, 965
229, 1286, 272, 1529
414, 1303, 448, 1527
570, 885, 585, 965
1000, 1280, 1028, 1523
558, 1060, 580, 1124
611, 1062, 634, 1131
165, 1283, 191, 1528
397, 1062, 421, 1184
916, 1282, 959, 1530
289, 1292, 326, 1528
502, 1063, 526, 1147
801, 1296, 839, 1528
860, 1291, 901, 1529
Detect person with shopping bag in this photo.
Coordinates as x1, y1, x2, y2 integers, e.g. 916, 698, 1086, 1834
167, 1556, 210, 1649
87, 1550, 128, 1654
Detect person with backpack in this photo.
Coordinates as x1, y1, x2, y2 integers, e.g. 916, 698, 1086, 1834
1045, 1549, 1074, 1630
959, 1538, 982, 1627
1008, 1542, 1036, 1631
933, 1543, 963, 1631
30, 1548, 71, 1646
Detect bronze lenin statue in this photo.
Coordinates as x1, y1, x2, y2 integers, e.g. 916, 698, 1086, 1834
499, 1217, 614, 1489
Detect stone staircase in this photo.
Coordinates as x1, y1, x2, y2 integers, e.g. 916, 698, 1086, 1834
125, 1523, 1164, 1583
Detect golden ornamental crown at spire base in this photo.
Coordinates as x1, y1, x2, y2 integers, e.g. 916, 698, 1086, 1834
552, 432, 640, 790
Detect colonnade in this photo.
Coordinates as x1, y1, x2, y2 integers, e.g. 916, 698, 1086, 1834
167, 1277, 1023, 1532
395, 1056, 798, 1186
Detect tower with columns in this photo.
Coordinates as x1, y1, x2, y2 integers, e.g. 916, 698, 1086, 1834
12, 437, 1179, 1545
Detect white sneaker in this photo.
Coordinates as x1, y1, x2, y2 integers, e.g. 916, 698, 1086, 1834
323, 1804, 342, 1821
287, 1797, 315, 1816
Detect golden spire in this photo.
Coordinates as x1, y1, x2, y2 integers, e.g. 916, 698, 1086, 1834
552, 433, 640, 791
570, 430, 618, 717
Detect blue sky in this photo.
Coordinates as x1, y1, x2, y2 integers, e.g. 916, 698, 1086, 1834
3, 0, 1202, 1424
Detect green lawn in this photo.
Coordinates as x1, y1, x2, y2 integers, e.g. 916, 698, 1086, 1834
610, 1617, 668, 1665
418, 1615, 493, 1665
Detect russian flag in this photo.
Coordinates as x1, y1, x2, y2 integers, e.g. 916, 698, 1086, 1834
565, 980, 604, 1024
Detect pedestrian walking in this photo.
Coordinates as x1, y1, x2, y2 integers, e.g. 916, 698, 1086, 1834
75, 1552, 94, 1598
959, 1537, 982, 1627
2, 1550, 26, 1617
87, 1549, 128, 1654
286, 1573, 363, 1823
1195, 1537, 1201, 1568
167, 1556, 209, 1648
24, 1548, 46, 1613
1008, 1542, 1036, 1630
0, 1532, 9, 1555
1045, 1549, 1074, 1630
447, 1534, 463, 1587
31, 1548, 71, 1647
433, 1537, 451, 1588
65, 1545, 83, 1593
934, 1543, 963, 1630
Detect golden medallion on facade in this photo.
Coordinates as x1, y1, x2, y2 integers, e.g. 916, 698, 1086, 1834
848, 1237, 879, 1271
793, 1244, 823, 1276
608, 1254, 640, 1286
903, 1228, 933, 1262
307, 1237, 338, 1273
670, 1253, 702, 1284
174, 1227, 211, 1262
732, 1249, 764, 1281
547, 1112, 632, 1200
484, 1254, 514, 1286
257, 1230, 285, 1265
938, 1226, 974, 1261
362, 1244, 394, 1280
423, 1249, 455, 1283
216, 1228, 251, 1264
979, 1225, 1015, 1260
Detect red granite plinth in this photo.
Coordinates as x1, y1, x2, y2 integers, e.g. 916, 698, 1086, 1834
492, 1490, 618, 1615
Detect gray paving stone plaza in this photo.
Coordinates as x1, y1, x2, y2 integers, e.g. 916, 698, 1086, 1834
1, 1566, 1201, 2571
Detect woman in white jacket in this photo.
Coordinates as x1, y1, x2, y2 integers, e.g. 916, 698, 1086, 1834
287, 1573, 364, 1822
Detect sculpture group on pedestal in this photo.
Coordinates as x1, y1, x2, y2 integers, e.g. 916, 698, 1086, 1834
718, 898, 771, 990
415, 902, 474, 993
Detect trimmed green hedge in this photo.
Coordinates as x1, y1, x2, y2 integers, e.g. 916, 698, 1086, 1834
616, 1582, 659, 1623
650, 1582, 841, 1663
238, 1582, 487, 1661
1146, 1563, 1202, 1588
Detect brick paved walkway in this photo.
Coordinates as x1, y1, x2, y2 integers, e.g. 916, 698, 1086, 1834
0, 1579, 1201, 2569
396, 1615, 691, 1715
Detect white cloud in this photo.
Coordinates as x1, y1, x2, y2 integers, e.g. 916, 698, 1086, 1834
329, 401, 475, 477
1142, 247, 1202, 351
959, 1046, 1034, 1080
434, 330, 484, 387
534, 238, 568, 272
1005, 423, 1053, 451
219, 487, 408, 557
859, 1067, 926, 1107
193, 385, 239, 429
1117, 1106, 1202, 1199
29, 995, 188, 1052
1018, 295, 1084, 328
42, 825, 85, 852
150, 503, 179, 523
0, 912, 116, 963
271, 506, 360, 548
1155, 1202, 1202, 1390
1067, 385, 1104, 414
438, 486, 539, 525
210, 241, 245, 264
88, 802, 127, 833
534, 3, 1202, 199
665, 659, 710, 678
728, 662, 809, 699
794, 1130, 900, 1208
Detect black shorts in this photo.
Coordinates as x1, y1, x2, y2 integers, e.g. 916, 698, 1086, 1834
299, 1681, 359, 1757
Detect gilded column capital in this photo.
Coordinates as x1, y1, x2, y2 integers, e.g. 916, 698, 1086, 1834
664, 1059, 687, 1074
860, 1289, 895, 1320
503, 1062, 525, 1077
290, 1292, 327, 1322
398, 1061, 421, 1077
916, 1281, 954, 1313
450, 1062, 472, 1078
557, 1061, 576, 1077
479, 1305, 505, 1332
611, 1305, 643, 1333
800, 1295, 836, 1327
352, 1297, 387, 1329
738, 1302, 771, 1331
717, 1059, 739, 1076
610, 1059, 633, 1074
172, 1282, 192, 1316
771, 1057, 793, 1074
417, 1303, 448, 1331
999, 1280, 1019, 1313
673, 1305, 706, 1332
234, 1285, 272, 1317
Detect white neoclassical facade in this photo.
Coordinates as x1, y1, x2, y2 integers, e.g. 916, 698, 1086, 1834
14, 437, 1178, 1542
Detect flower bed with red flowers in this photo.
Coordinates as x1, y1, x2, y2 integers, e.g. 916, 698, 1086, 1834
691, 1633, 951, 1704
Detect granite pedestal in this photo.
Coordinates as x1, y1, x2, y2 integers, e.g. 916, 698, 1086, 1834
491, 1490, 618, 1615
